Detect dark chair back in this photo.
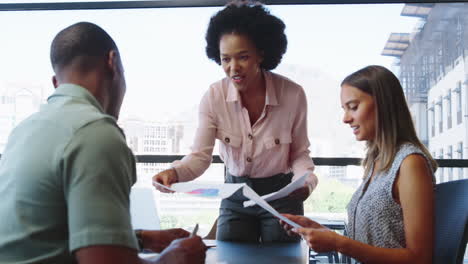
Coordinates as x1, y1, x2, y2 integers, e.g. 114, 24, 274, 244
433, 179, 468, 264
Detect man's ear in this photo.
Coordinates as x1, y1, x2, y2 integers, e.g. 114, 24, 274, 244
52, 75, 58, 88
106, 50, 119, 76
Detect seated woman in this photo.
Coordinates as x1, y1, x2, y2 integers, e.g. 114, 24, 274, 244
281, 65, 437, 264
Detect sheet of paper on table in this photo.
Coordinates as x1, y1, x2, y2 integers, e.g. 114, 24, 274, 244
139, 252, 159, 261
203, 239, 217, 248
243, 173, 308, 207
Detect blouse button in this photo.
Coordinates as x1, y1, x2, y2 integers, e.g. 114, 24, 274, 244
224, 137, 230, 143
246, 157, 252, 162
248, 134, 253, 140
275, 138, 280, 145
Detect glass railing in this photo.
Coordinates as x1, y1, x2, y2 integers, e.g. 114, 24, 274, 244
127, 155, 468, 231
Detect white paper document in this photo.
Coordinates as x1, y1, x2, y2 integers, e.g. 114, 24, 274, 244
153, 181, 245, 199
203, 239, 217, 248
153, 181, 177, 192
243, 173, 308, 207
153, 181, 302, 229
242, 185, 302, 229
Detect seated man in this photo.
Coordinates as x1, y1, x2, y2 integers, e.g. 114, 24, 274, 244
0, 22, 206, 264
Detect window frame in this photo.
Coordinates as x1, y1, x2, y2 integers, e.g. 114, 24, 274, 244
1, 0, 467, 12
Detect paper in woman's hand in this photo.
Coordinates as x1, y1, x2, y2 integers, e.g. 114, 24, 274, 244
153, 181, 245, 199
242, 185, 302, 229
153, 181, 176, 192
153, 180, 302, 228
243, 173, 309, 207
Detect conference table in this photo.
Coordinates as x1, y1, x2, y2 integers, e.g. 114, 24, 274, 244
141, 239, 358, 264
140, 219, 352, 263
141, 240, 309, 263
205, 240, 309, 264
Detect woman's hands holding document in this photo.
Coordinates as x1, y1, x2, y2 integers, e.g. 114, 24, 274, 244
140, 228, 191, 253
279, 214, 322, 235
153, 169, 178, 193
280, 214, 339, 253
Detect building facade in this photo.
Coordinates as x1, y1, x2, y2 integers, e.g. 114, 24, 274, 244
119, 117, 185, 184
120, 117, 223, 228
0, 83, 45, 152
383, 3, 468, 182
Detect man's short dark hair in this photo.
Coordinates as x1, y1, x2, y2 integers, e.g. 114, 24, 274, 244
50, 22, 117, 72
205, 1, 287, 70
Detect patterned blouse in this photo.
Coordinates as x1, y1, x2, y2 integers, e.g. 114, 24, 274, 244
346, 143, 435, 248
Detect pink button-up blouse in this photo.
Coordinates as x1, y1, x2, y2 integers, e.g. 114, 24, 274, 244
172, 71, 317, 188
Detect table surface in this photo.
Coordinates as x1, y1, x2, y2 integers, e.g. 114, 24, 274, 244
141, 241, 309, 264
140, 219, 347, 264
205, 241, 309, 264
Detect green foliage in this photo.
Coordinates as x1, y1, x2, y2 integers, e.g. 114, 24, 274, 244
159, 210, 218, 230
305, 177, 355, 213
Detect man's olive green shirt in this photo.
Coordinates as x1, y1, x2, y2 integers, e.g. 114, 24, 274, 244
0, 84, 138, 263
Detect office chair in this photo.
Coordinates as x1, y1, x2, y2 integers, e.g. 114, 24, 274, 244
311, 179, 468, 264
433, 179, 468, 264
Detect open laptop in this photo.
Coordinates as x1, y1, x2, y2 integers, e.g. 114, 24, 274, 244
129, 187, 160, 230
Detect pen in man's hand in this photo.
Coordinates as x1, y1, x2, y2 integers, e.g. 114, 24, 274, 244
190, 223, 199, 237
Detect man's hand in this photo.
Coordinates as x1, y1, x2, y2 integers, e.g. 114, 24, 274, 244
288, 184, 312, 201
141, 229, 190, 253
156, 236, 207, 264
152, 169, 178, 193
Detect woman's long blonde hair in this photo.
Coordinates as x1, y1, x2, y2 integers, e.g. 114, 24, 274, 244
341, 65, 437, 176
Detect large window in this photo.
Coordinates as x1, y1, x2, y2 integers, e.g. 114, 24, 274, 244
456, 81, 463, 124
446, 90, 452, 129
438, 98, 443, 133
430, 103, 435, 137
458, 141, 464, 179
1, 2, 468, 241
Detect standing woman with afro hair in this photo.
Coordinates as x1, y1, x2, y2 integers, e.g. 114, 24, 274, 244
153, 0, 318, 242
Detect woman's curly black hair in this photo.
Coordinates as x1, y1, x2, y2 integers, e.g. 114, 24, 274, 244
205, 1, 287, 70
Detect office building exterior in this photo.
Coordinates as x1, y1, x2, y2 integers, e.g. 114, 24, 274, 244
383, 3, 468, 183
0, 83, 45, 152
